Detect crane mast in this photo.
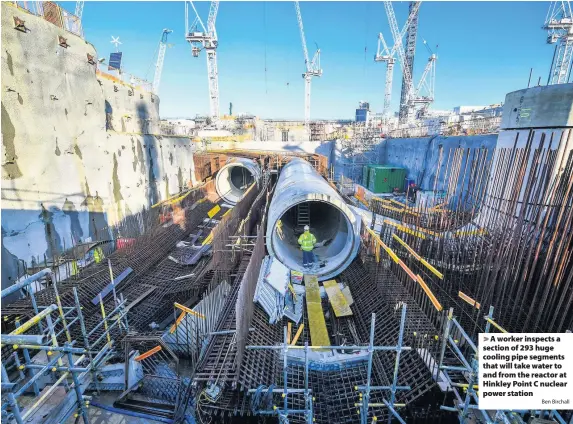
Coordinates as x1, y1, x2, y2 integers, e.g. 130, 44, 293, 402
398, 1, 420, 122
186, 1, 220, 124
383, 1, 419, 123
383, 1, 436, 124
544, 1, 573, 84
374, 3, 420, 120
75, 1, 84, 20
294, 1, 322, 129
153, 29, 173, 95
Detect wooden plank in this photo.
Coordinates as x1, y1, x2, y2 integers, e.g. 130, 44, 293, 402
207, 204, 221, 218
323, 280, 353, 317
458, 291, 481, 309
304, 275, 330, 349
290, 324, 304, 345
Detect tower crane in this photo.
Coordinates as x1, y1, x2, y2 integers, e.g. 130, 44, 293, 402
384, 1, 436, 123
152, 29, 173, 95
75, 1, 84, 20
294, 1, 322, 128
374, 2, 421, 120
544, 1, 573, 84
185, 1, 220, 124
410, 41, 436, 118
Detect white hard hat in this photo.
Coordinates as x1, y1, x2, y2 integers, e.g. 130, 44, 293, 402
304, 225, 310, 231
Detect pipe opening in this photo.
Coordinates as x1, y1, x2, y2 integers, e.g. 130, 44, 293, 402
272, 200, 353, 274
216, 163, 256, 204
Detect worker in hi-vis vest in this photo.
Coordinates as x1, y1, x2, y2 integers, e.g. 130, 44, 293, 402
298, 225, 317, 268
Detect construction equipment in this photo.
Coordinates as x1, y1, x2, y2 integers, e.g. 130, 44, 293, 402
544, 1, 573, 84
411, 41, 437, 118
266, 158, 360, 281
152, 28, 173, 95
294, 1, 322, 129
374, 2, 421, 120
75, 0, 84, 20
186, 1, 220, 123
383, 1, 437, 123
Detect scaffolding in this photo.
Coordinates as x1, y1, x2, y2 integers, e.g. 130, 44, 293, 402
339, 123, 381, 184
1, 270, 128, 424
438, 306, 571, 424
247, 307, 411, 424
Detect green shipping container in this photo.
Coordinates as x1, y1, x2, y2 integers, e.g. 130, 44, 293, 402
362, 165, 371, 187
368, 166, 407, 194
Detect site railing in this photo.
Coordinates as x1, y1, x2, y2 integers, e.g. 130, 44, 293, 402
159, 122, 198, 137
385, 116, 502, 139
438, 306, 570, 424
1, 269, 128, 424
247, 308, 411, 424
10, 1, 83, 38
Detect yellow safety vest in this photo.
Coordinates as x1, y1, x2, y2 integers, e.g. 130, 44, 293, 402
71, 260, 79, 276
94, 247, 104, 263
298, 232, 316, 252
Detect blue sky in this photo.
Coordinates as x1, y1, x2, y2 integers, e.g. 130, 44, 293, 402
68, 1, 554, 119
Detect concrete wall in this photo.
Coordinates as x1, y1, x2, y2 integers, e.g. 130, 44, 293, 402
331, 134, 498, 190
376, 134, 498, 190
1, 3, 197, 289
501, 83, 573, 130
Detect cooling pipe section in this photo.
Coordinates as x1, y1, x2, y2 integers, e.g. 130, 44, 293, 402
266, 158, 361, 281
215, 157, 261, 204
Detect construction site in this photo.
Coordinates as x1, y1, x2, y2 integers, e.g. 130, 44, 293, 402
1, 1, 573, 423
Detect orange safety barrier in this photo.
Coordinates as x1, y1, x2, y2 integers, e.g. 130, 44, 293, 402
135, 345, 162, 362
174, 302, 206, 319
169, 312, 187, 334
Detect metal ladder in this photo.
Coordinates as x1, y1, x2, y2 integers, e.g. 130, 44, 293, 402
296, 203, 310, 228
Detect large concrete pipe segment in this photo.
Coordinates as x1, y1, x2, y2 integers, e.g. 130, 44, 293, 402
266, 158, 361, 281
215, 157, 261, 204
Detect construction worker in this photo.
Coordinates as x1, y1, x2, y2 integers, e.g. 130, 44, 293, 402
298, 225, 317, 268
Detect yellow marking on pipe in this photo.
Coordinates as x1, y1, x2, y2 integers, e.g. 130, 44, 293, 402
7, 306, 56, 337
169, 311, 187, 334
174, 302, 206, 319
287, 322, 292, 344
208, 204, 221, 218
290, 324, 305, 346
55, 295, 72, 343
390, 199, 405, 207
458, 291, 481, 309
99, 295, 112, 346
135, 345, 162, 362
415, 275, 443, 311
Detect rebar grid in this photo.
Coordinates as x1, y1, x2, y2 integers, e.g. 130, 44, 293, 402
2, 194, 215, 360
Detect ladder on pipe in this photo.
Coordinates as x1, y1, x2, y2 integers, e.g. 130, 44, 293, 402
296, 203, 311, 228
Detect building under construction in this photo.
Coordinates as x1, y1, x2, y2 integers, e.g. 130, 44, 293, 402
1, 2, 573, 424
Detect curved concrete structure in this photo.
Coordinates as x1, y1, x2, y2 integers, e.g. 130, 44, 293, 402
266, 158, 361, 281
215, 158, 261, 204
